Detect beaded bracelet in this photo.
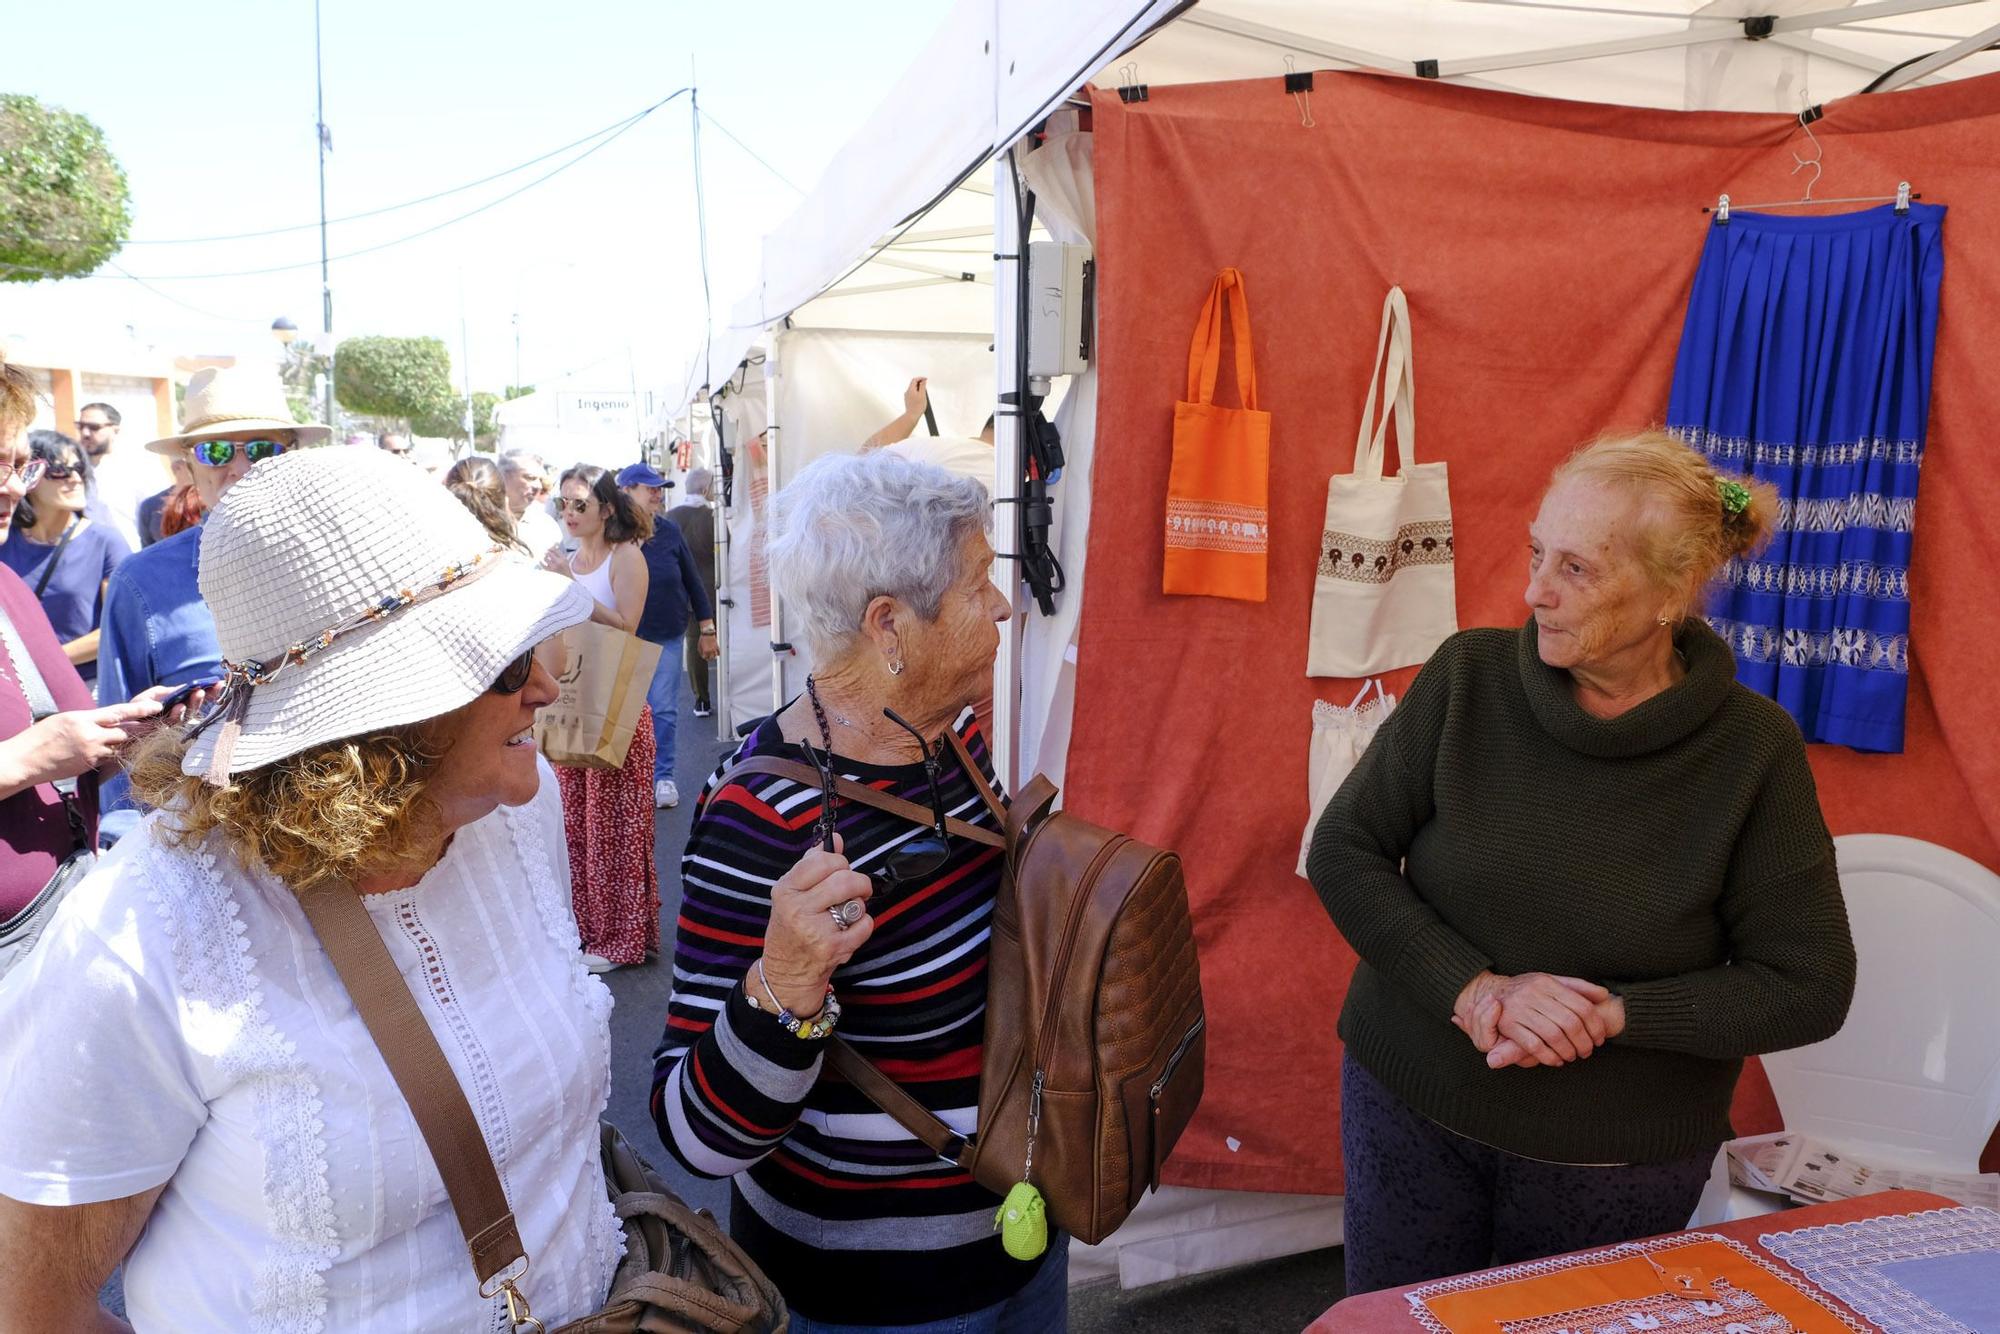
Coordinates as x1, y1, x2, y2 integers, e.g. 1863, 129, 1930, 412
748, 959, 841, 1040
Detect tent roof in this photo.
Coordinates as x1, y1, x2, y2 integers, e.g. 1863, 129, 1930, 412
706, 0, 2000, 381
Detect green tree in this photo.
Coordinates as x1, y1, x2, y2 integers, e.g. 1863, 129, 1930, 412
0, 94, 133, 282
503, 384, 535, 401
334, 335, 458, 429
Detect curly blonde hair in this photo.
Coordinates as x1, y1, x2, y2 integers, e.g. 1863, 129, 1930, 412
127, 718, 455, 891
1551, 429, 1779, 619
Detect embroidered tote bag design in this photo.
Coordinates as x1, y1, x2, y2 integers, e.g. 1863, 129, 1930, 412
1163, 268, 1272, 601
1307, 286, 1457, 677
1296, 680, 1396, 878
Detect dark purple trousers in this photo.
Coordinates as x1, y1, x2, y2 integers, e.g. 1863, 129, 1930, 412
1338, 1051, 1715, 1295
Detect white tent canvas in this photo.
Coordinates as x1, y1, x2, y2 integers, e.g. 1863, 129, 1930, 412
691, 0, 2000, 1292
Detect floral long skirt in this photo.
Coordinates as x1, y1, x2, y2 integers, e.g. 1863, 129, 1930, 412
556, 705, 659, 965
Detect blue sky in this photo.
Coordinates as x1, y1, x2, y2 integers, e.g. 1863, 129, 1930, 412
2, 0, 954, 396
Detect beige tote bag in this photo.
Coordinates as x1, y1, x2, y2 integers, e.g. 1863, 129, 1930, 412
1296, 680, 1396, 878
534, 622, 662, 770
1306, 287, 1458, 678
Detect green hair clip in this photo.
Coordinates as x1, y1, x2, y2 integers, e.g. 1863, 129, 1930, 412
1717, 478, 1752, 518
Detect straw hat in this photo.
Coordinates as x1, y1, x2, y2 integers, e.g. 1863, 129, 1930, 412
147, 364, 332, 455
184, 447, 593, 780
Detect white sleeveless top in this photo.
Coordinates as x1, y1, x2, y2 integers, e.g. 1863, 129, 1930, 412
569, 548, 618, 610
0, 760, 621, 1332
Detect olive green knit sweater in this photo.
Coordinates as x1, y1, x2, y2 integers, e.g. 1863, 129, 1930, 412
1308, 619, 1857, 1165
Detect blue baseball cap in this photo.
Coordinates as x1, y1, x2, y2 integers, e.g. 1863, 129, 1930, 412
616, 462, 671, 488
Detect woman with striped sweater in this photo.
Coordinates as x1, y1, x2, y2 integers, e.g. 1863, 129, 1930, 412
650, 453, 1064, 1332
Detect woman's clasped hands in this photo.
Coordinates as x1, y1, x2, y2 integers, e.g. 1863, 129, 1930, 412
1452, 970, 1626, 1070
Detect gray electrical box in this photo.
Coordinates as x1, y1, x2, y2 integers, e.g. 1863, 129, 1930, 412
1026, 241, 1093, 381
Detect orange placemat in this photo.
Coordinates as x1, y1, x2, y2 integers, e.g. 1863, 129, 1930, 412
1410, 1234, 1865, 1334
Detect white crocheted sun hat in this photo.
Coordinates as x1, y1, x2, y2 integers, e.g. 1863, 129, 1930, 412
184, 446, 593, 780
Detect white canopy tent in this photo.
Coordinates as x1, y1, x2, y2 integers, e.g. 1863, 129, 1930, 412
696, 0, 2000, 1290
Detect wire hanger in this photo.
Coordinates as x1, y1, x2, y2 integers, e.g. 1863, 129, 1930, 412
1704, 105, 1916, 223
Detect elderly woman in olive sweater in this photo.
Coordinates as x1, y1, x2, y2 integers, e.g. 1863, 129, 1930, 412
1309, 432, 1857, 1295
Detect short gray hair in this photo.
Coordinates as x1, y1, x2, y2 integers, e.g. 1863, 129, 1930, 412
498, 448, 543, 477
767, 452, 991, 662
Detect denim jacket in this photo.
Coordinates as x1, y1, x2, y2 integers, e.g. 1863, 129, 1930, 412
95, 525, 221, 820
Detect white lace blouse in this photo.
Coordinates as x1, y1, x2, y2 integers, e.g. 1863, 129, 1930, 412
0, 759, 622, 1333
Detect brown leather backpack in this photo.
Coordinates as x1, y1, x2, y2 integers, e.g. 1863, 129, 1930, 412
725, 732, 1207, 1246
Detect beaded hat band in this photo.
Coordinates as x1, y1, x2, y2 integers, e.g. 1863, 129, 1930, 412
187, 544, 508, 785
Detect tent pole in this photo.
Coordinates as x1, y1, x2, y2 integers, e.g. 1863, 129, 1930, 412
1175, 12, 1398, 69
764, 335, 789, 721
992, 153, 1028, 795
1869, 18, 2000, 89
1765, 33, 1895, 77
1431, 0, 1979, 78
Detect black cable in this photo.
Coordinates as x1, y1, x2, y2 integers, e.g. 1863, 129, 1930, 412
81, 104, 668, 282
699, 108, 805, 194
13, 91, 687, 255
1860, 41, 2000, 94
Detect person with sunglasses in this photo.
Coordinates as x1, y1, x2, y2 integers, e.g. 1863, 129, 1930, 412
0, 430, 132, 689
74, 401, 157, 553
94, 366, 325, 844
650, 452, 1049, 1333
542, 463, 659, 974
0, 446, 625, 1332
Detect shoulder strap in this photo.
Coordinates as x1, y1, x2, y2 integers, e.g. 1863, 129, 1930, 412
291, 881, 528, 1288
719, 756, 1006, 848
939, 727, 1008, 827
34, 518, 81, 599
826, 1038, 970, 1164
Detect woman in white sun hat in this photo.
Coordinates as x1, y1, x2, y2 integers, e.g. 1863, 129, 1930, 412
0, 447, 626, 1331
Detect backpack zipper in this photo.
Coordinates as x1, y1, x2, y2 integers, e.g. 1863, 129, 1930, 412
1150, 1015, 1206, 1102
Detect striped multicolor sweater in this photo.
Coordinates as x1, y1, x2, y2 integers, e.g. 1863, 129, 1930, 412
650, 708, 1048, 1326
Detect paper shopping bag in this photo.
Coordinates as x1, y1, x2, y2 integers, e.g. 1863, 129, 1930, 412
1164, 268, 1272, 601
1306, 286, 1457, 677
534, 622, 663, 770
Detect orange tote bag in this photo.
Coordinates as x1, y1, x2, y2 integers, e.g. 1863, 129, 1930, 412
1163, 268, 1272, 601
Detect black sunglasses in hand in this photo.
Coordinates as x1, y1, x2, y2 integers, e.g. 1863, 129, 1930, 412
800, 708, 955, 896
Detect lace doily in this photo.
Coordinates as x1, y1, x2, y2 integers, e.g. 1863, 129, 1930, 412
1409, 1231, 1868, 1334
1502, 1281, 1794, 1334
1760, 1205, 2000, 1334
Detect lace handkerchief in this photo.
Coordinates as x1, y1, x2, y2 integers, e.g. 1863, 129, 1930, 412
1760, 1205, 2000, 1333
1409, 1233, 1863, 1334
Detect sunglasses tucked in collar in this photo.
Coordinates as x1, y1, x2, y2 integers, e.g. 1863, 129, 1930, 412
798, 707, 957, 897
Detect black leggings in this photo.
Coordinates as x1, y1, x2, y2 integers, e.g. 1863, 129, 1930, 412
1339, 1052, 1715, 1295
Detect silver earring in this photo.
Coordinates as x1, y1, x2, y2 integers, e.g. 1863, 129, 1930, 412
888, 658, 906, 677
1658, 616, 1672, 627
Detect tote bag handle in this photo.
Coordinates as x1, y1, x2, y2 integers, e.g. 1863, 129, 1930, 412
1352, 286, 1416, 480
1185, 268, 1260, 412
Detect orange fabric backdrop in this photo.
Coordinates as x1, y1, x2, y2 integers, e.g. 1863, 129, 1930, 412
1071, 70, 2000, 1195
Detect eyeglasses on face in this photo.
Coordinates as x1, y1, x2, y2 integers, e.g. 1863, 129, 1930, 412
75, 420, 112, 434
0, 460, 47, 489
192, 438, 287, 468
488, 649, 535, 695
558, 497, 594, 514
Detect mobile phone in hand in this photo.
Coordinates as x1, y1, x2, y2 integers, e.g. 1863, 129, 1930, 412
159, 678, 220, 713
